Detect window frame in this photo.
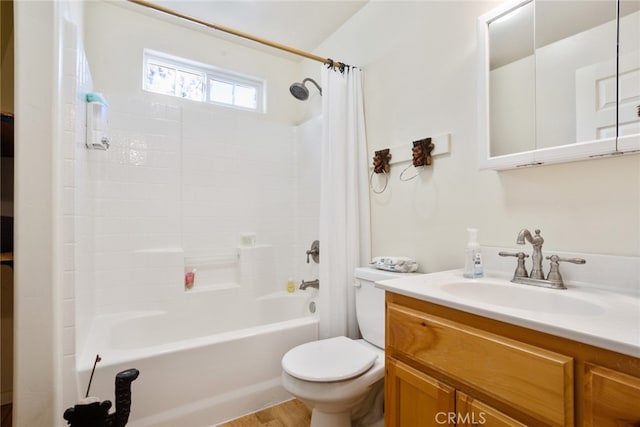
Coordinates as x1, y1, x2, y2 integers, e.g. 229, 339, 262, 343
143, 49, 266, 113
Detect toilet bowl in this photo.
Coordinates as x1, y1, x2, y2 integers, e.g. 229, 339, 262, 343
282, 338, 384, 427
281, 267, 417, 427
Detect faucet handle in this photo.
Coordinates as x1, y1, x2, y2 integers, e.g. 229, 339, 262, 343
499, 251, 529, 258
499, 251, 529, 279
545, 255, 586, 287
546, 255, 586, 265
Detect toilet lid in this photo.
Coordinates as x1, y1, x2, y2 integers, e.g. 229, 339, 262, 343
282, 336, 378, 382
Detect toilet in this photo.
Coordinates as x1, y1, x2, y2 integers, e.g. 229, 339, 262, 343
281, 267, 416, 427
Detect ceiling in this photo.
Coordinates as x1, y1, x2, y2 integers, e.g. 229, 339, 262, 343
139, 0, 368, 60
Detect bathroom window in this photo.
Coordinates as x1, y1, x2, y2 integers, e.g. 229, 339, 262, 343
143, 49, 265, 112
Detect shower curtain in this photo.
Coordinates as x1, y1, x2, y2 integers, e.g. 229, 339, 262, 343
318, 65, 371, 339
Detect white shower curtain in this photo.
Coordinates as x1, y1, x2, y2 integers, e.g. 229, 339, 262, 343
318, 65, 371, 339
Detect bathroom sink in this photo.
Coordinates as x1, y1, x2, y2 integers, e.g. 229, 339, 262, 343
439, 281, 606, 316
376, 268, 639, 357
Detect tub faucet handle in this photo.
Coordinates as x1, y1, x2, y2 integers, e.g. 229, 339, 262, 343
306, 240, 320, 264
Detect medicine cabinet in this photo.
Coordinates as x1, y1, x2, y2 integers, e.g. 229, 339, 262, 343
477, 0, 640, 170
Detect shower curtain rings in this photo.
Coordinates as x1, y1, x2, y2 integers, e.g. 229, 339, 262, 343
399, 163, 423, 181
369, 169, 389, 194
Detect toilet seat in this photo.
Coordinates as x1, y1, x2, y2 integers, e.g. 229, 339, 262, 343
282, 336, 378, 382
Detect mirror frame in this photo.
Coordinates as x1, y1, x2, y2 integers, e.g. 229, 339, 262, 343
477, 0, 639, 171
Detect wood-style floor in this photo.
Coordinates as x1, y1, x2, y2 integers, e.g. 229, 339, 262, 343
0, 399, 309, 427
1, 403, 11, 427
217, 399, 310, 427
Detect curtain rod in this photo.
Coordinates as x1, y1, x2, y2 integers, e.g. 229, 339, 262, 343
127, 0, 347, 69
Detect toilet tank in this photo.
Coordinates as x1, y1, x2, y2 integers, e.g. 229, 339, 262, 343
354, 267, 418, 349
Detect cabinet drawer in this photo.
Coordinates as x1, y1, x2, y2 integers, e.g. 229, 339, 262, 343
387, 303, 574, 426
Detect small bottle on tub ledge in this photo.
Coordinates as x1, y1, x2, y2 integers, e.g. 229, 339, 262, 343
185, 269, 196, 290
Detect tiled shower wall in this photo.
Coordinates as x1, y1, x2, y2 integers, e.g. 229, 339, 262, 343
86, 94, 183, 315
293, 117, 322, 283
82, 96, 303, 312
74, 91, 321, 335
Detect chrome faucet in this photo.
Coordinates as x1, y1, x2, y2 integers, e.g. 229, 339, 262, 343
516, 229, 545, 279
299, 279, 319, 290
500, 228, 586, 289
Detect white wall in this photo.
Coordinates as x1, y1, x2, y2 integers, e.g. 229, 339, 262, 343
14, 1, 64, 425
315, 1, 640, 275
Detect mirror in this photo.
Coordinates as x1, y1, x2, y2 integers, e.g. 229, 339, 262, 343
618, 0, 640, 152
536, 1, 617, 148
488, 1, 535, 157
478, 0, 640, 170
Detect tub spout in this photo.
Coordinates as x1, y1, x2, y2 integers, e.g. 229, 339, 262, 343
300, 279, 319, 290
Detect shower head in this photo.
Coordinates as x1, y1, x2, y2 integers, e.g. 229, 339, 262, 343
289, 78, 322, 101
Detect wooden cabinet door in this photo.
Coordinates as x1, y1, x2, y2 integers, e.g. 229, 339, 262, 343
456, 392, 528, 427
584, 364, 640, 427
385, 357, 455, 427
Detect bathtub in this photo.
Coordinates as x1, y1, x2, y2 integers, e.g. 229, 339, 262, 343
77, 290, 319, 427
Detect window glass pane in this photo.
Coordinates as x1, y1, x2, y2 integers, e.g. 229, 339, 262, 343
209, 79, 234, 104
146, 63, 176, 96
234, 85, 257, 109
176, 70, 203, 101
144, 50, 264, 112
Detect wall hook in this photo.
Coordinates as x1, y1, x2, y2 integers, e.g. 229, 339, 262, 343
400, 138, 435, 181
370, 148, 391, 193
373, 148, 392, 174
412, 137, 434, 167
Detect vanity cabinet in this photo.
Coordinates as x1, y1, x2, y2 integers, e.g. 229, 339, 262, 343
385, 292, 640, 426
583, 364, 640, 426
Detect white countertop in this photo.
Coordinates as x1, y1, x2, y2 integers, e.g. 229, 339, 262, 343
376, 269, 640, 358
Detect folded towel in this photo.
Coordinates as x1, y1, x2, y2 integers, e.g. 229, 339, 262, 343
370, 256, 418, 273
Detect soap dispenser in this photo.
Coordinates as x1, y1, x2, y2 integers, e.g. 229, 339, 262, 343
463, 228, 483, 278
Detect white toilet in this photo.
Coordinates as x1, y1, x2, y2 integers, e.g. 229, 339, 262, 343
281, 267, 415, 427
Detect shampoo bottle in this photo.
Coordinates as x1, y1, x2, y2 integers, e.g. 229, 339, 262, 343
287, 278, 295, 293
463, 228, 483, 278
